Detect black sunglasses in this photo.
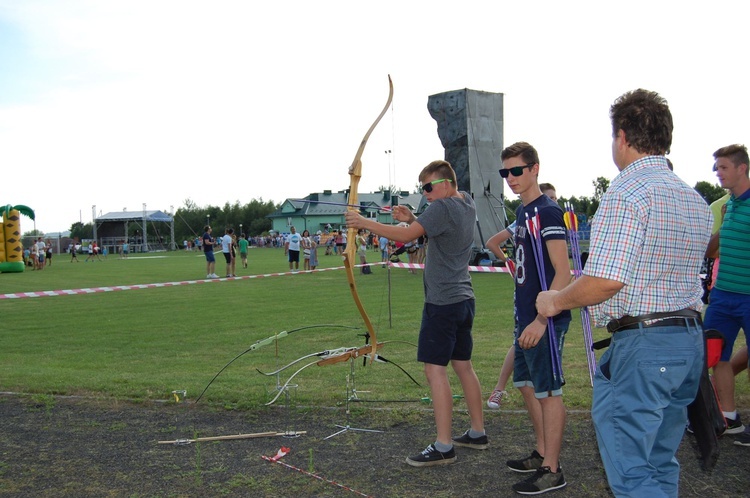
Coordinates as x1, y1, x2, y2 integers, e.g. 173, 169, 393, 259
499, 163, 535, 178
419, 178, 452, 193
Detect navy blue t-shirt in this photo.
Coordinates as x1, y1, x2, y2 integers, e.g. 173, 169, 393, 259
513, 195, 571, 330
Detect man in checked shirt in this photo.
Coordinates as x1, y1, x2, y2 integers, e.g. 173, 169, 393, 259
536, 89, 712, 497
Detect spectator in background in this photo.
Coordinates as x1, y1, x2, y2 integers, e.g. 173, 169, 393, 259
202, 226, 217, 279
238, 233, 249, 269
84, 242, 95, 263
335, 230, 344, 255
221, 227, 236, 278
356, 229, 371, 274
379, 234, 389, 266
302, 229, 313, 271
309, 235, 319, 270
30, 239, 39, 269
36, 238, 46, 269
285, 226, 301, 272
45, 240, 52, 266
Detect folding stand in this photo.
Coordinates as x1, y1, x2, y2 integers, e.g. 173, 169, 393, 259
323, 355, 383, 440
281, 384, 301, 438
170, 389, 191, 445
271, 362, 303, 438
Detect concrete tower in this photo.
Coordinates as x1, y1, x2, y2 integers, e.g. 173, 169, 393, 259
427, 89, 508, 253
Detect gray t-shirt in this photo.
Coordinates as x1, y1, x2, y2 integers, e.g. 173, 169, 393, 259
416, 192, 475, 305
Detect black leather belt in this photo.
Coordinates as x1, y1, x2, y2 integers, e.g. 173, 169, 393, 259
606, 309, 701, 334
609, 317, 694, 333
593, 309, 702, 350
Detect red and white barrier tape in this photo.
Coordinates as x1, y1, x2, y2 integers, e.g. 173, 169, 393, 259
262, 447, 372, 497
0, 262, 509, 300
389, 262, 511, 273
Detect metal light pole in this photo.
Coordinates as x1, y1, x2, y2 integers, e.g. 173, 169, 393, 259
169, 205, 176, 251
384, 150, 392, 190
142, 203, 148, 253
92, 205, 97, 245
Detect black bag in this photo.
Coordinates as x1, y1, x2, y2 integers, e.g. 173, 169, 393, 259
361, 264, 372, 275
686, 328, 726, 471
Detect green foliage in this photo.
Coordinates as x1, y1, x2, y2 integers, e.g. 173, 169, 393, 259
69, 221, 92, 240
506, 177, 610, 221
694, 181, 726, 205
21, 229, 44, 238
174, 198, 278, 240
503, 198, 522, 223
592, 177, 610, 203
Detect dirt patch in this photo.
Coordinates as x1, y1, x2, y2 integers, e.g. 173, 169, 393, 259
0, 394, 747, 497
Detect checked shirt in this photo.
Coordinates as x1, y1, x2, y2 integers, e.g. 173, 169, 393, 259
584, 155, 712, 327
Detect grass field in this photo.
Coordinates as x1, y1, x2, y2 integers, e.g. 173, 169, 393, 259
1, 247, 747, 411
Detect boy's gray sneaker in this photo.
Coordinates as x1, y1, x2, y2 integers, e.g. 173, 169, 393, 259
452, 430, 489, 450
507, 449, 544, 473
512, 466, 566, 495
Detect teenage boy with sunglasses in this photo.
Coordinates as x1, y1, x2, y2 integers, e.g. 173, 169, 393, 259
501, 142, 571, 495
345, 160, 486, 468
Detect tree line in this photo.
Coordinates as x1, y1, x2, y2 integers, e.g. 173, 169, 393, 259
503, 177, 727, 225
50, 198, 279, 243
25, 179, 728, 241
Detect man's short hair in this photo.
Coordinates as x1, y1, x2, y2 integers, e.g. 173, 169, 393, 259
501, 142, 540, 165
714, 144, 749, 176
204, 225, 211, 232
610, 89, 673, 155
539, 183, 556, 193
419, 160, 457, 185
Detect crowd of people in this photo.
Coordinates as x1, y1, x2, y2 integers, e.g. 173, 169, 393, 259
200, 226, 255, 279
22, 239, 130, 267
22, 237, 52, 270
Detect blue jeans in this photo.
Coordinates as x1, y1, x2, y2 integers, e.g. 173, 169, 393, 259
592, 320, 703, 497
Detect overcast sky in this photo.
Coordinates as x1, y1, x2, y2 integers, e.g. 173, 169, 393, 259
1, 1, 747, 234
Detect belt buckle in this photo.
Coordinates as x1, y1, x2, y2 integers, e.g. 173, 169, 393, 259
606, 319, 621, 334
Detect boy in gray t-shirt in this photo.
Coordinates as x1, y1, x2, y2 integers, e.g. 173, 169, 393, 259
345, 160, 486, 468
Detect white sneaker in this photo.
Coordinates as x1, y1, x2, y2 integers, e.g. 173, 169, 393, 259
487, 390, 507, 409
